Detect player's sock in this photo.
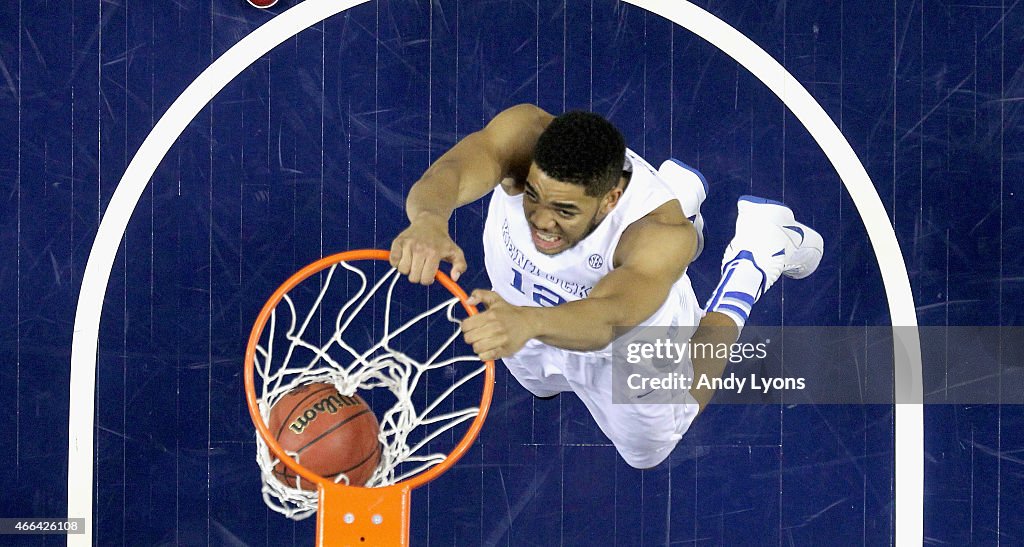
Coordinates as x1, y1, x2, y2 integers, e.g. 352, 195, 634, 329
705, 253, 764, 329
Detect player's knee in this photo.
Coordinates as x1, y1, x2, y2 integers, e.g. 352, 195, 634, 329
616, 444, 673, 470
606, 427, 680, 469
603, 404, 695, 469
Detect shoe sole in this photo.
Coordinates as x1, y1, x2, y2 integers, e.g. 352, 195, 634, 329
660, 159, 708, 261
663, 158, 709, 198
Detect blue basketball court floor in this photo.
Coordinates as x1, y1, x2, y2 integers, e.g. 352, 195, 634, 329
1, 0, 1022, 545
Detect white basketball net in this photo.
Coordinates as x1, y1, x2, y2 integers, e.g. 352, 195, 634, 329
252, 260, 486, 520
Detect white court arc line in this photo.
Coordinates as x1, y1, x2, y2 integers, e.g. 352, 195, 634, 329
625, 2, 923, 544
68, 1, 923, 546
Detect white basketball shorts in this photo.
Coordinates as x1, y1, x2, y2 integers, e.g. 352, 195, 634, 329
501, 275, 704, 469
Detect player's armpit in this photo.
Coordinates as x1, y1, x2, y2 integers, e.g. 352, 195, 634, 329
611, 203, 698, 271
590, 218, 696, 327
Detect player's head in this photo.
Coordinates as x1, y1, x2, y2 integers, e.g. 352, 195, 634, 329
525, 111, 627, 255
534, 111, 626, 197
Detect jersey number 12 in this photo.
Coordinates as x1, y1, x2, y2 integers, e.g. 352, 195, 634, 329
510, 268, 566, 307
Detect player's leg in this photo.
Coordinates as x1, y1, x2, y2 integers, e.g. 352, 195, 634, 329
687, 311, 741, 409
550, 277, 706, 469
558, 347, 700, 469
690, 196, 824, 409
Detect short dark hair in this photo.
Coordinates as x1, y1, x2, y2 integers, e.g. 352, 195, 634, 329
533, 111, 626, 197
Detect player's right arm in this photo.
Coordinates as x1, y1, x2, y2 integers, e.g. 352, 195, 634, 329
391, 103, 553, 284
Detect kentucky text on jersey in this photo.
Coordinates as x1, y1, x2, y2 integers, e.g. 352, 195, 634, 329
501, 219, 593, 299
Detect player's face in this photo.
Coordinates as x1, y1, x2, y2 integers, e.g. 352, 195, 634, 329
522, 163, 623, 255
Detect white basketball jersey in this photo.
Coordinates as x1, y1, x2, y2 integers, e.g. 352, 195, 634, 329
482, 149, 702, 336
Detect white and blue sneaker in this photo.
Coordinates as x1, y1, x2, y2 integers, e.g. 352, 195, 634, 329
658, 158, 708, 261
706, 196, 823, 328
724, 195, 823, 284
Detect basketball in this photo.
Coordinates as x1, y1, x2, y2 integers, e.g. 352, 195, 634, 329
268, 383, 381, 489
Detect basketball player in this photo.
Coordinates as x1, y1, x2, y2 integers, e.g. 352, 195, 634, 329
390, 104, 822, 468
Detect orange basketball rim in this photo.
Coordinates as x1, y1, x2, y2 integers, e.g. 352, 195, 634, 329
244, 249, 495, 546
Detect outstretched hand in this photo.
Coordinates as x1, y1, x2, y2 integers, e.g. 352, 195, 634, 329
462, 290, 536, 361
390, 213, 468, 285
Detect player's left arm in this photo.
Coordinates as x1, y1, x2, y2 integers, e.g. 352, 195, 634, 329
463, 208, 697, 359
